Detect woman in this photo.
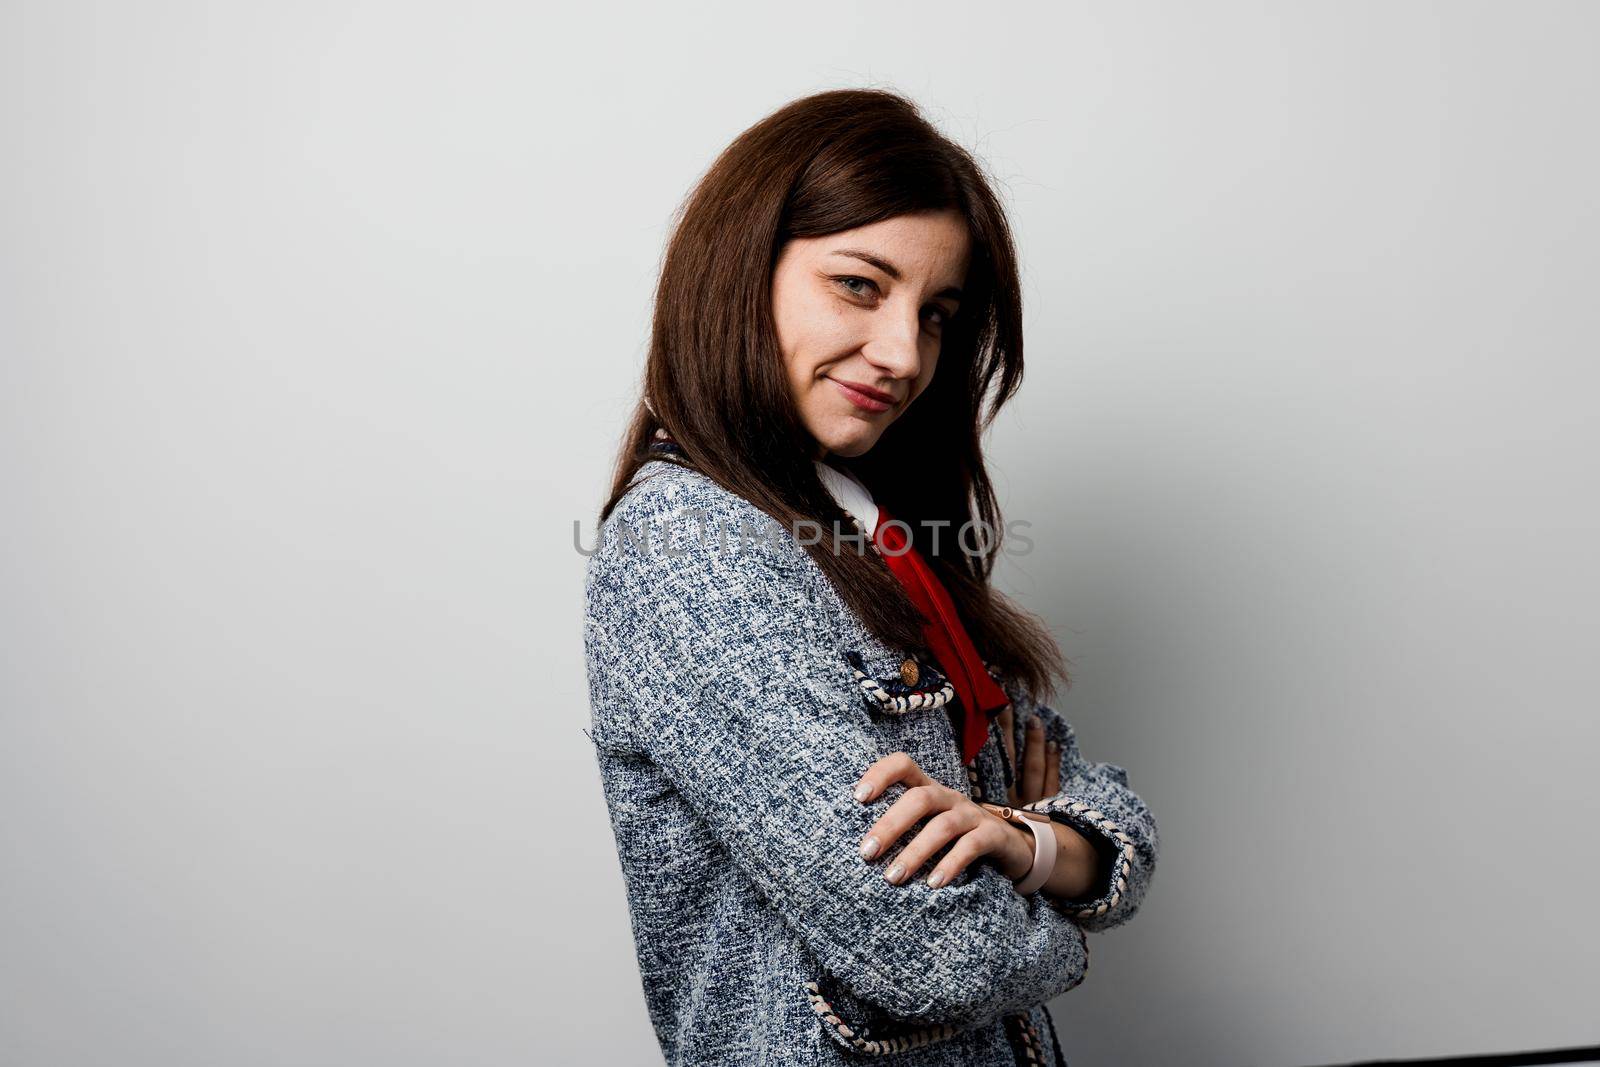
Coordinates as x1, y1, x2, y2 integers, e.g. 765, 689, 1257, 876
583, 88, 1158, 1066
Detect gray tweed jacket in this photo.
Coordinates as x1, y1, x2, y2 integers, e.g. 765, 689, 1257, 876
584, 457, 1158, 1066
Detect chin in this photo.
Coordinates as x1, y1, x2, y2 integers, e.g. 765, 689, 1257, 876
818, 429, 882, 459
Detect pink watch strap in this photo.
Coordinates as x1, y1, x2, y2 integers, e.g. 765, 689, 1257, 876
1011, 812, 1058, 895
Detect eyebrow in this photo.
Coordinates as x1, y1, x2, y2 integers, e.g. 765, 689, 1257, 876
829, 248, 964, 302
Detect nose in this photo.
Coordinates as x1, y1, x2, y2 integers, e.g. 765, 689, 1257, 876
861, 307, 924, 384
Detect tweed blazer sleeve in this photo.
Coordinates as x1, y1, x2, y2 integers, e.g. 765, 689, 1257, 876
585, 473, 1091, 1032
999, 692, 1160, 933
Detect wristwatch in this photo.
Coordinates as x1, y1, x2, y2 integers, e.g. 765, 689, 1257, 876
980, 802, 1058, 895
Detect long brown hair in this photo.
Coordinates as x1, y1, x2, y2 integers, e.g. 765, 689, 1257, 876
598, 87, 1069, 704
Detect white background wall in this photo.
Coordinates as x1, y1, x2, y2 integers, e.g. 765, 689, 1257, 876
3, 2, 1596, 1064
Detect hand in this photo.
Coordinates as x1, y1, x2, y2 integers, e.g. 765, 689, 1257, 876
998, 707, 1109, 900
998, 703, 1060, 807
852, 752, 1036, 888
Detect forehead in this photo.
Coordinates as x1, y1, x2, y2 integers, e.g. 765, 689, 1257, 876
803, 210, 971, 279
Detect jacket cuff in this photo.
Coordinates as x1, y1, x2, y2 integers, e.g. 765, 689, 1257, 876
1020, 794, 1138, 923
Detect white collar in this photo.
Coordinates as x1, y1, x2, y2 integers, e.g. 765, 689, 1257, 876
814, 459, 879, 534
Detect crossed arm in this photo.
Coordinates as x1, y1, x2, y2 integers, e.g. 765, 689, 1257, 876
586, 485, 1157, 1027
848, 730, 1108, 902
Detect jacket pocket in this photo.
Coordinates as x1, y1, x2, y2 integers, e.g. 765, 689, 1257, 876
843, 647, 955, 716
802, 973, 965, 1056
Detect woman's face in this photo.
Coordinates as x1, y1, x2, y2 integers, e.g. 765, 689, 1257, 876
771, 209, 970, 461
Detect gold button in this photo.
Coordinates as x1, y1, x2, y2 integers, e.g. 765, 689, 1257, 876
899, 658, 919, 687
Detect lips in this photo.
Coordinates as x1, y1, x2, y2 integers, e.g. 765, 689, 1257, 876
837, 379, 895, 403
831, 378, 898, 413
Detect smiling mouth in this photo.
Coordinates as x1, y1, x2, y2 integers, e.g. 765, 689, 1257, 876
830, 378, 898, 413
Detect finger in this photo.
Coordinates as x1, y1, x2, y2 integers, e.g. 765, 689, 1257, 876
853, 751, 929, 803
881, 805, 981, 884
998, 704, 1015, 772
999, 704, 1017, 804
1044, 740, 1061, 798
1022, 716, 1047, 803
924, 813, 1014, 889
858, 784, 952, 863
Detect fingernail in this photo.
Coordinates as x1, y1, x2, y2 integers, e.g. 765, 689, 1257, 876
885, 863, 905, 884
859, 835, 880, 859
852, 781, 871, 802
927, 870, 946, 888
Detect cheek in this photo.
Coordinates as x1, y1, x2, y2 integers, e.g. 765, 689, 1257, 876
901, 339, 940, 404
779, 291, 855, 373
